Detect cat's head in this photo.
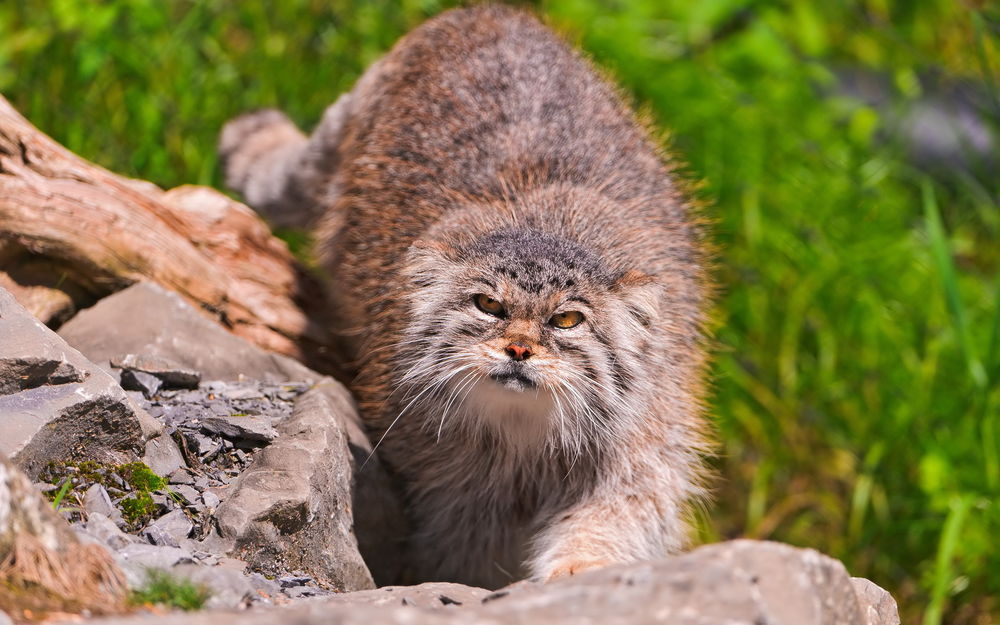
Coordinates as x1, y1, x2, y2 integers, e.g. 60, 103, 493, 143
397, 227, 661, 453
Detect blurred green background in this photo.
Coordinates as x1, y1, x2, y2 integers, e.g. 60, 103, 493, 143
1, 1, 997, 623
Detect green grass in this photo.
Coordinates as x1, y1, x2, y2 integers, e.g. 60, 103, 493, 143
2, 1, 998, 623
40, 461, 167, 529
128, 570, 210, 611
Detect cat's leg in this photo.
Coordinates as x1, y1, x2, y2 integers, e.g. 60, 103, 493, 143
528, 449, 703, 580
218, 92, 354, 228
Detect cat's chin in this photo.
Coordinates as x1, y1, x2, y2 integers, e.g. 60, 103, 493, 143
488, 371, 538, 392
462, 377, 556, 448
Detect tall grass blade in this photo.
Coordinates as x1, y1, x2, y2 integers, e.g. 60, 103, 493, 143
921, 181, 988, 388
923, 495, 973, 625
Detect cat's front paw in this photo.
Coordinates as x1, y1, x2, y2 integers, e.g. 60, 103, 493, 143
543, 558, 610, 581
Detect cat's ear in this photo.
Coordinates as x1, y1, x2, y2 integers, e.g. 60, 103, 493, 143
613, 270, 663, 328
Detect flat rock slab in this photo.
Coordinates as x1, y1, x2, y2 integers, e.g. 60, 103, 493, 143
111, 354, 201, 389
60, 541, 900, 625
324, 582, 491, 609
58, 282, 319, 383
0, 286, 156, 478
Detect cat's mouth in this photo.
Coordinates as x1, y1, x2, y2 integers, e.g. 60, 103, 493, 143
488, 370, 538, 392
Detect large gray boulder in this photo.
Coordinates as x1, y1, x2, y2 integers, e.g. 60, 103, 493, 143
58, 281, 318, 383
214, 384, 380, 592
0, 287, 160, 478
60, 541, 899, 625
481, 539, 873, 624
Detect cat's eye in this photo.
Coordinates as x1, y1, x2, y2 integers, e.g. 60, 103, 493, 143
474, 294, 506, 317
549, 310, 584, 329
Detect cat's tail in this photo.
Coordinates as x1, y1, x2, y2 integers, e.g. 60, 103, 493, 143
218, 93, 354, 229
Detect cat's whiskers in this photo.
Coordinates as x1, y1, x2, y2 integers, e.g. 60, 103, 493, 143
365, 361, 477, 466
436, 369, 482, 441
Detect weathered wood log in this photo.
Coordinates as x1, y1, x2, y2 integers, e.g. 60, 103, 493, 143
0, 95, 334, 369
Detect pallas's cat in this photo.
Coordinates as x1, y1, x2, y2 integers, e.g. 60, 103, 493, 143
220, 4, 710, 589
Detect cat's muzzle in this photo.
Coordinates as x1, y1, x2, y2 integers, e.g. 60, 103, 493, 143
488, 367, 538, 392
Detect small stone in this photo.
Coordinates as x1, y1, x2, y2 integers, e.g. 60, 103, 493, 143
144, 433, 185, 477
171, 564, 255, 610
79, 512, 139, 551
168, 468, 196, 485
0, 609, 12, 625
278, 575, 312, 588
201, 491, 221, 509
83, 483, 122, 523
193, 475, 211, 490
120, 369, 163, 398
141, 523, 180, 548
110, 353, 201, 389
115, 543, 196, 587
141, 509, 194, 547
247, 573, 281, 601
184, 431, 218, 455
232, 387, 267, 400
191, 551, 220, 566
284, 585, 333, 599
171, 484, 200, 505
201, 414, 277, 444
150, 493, 174, 511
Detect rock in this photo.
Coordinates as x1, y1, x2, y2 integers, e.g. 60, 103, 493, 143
1, 457, 84, 555
324, 582, 491, 609
247, 572, 282, 602
185, 431, 220, 457
172, 563, 256, 610
285, 585, 334, 599
321, 382, 409, 586
58, 282, 319, 383
852, 577, 901, 625
140, 525, 179, 548
83, 484, 123, 524
215, 387, 375, 591
115, 543, 196, 587
42, 541, 900, 625
0, 356, 86, 395
0, 286, 156, 478
479, 540, 876, 624
143, 433, 185, 478
201, 491, 221, 510
170, 484, 200, 506
168, 469, 195, 485
0, 456, 128, 614
141, 510, 193, 547
201, 414, 277, 444
110, 353, 201, 389
0, 609, 11, 625
78, 512, 139, 551
119, 368, 163, 398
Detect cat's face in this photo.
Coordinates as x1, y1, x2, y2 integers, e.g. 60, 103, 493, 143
398, 228, 660, 452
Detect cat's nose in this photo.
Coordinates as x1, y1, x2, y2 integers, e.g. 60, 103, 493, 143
505, 342, 533, 361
